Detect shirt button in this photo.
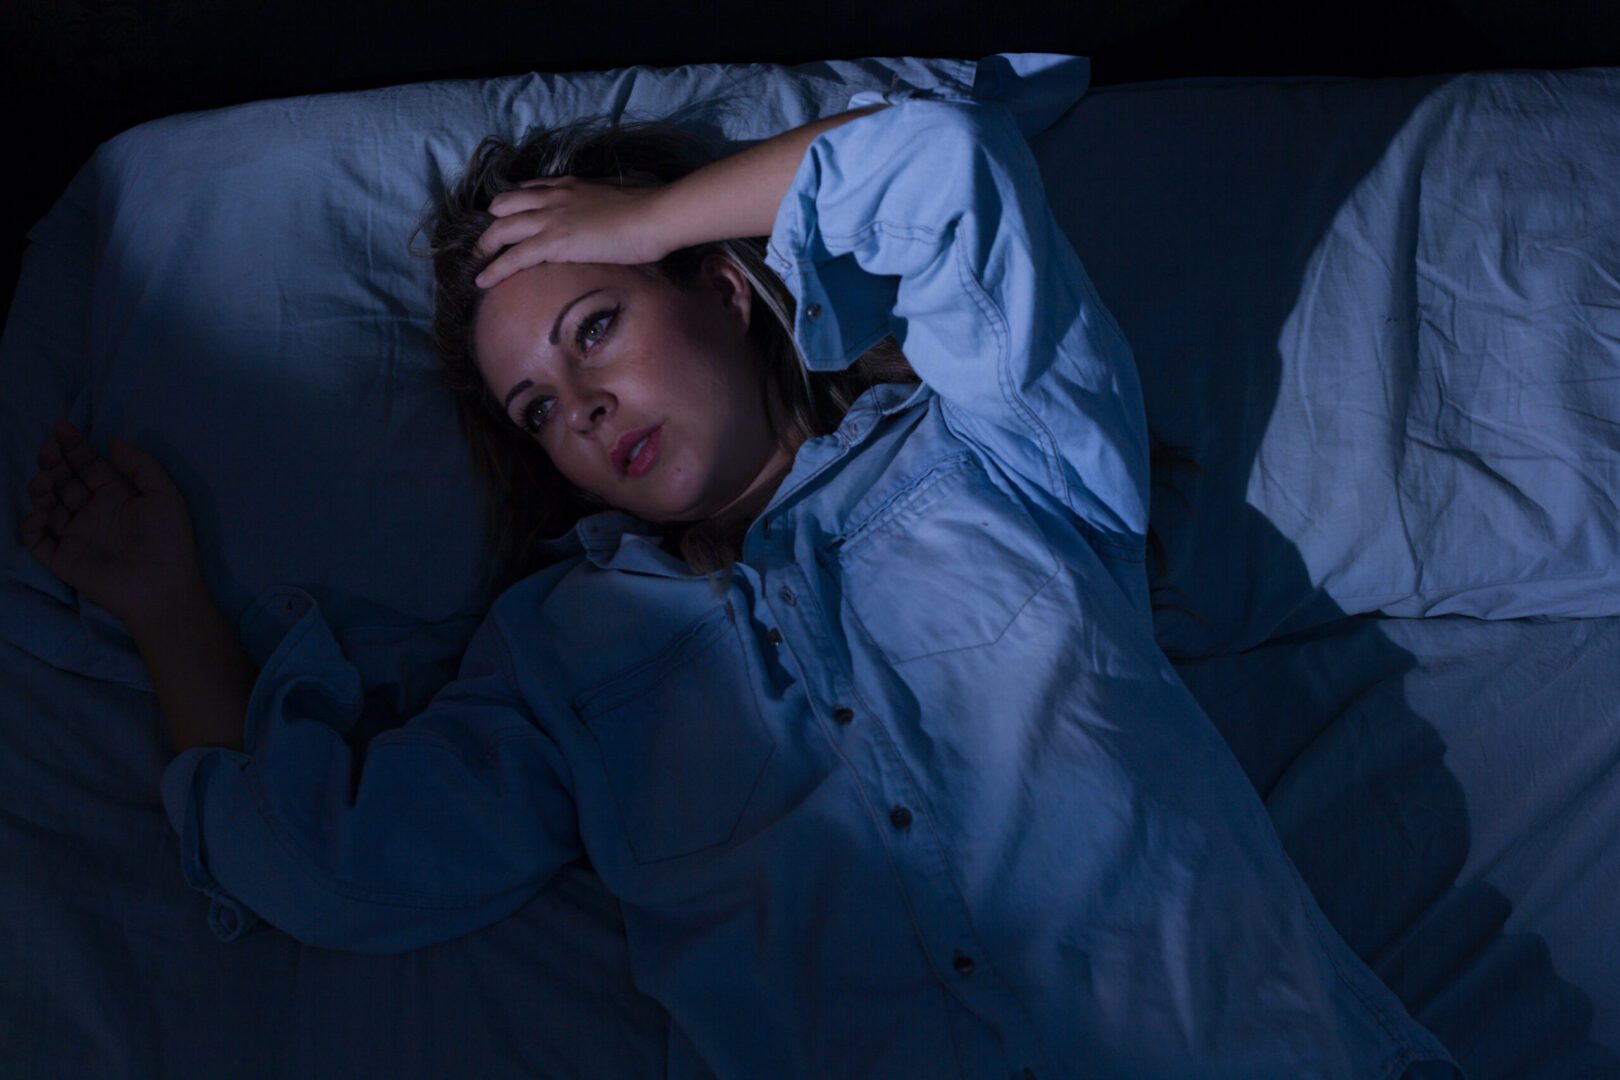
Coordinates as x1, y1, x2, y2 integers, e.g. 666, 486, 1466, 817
779, 586, 797, 606
765, 628, 783, 646
833, 706, 854, 725
806, 303, 822, 320
889, 805, 912, 830
953, 950, 976, 976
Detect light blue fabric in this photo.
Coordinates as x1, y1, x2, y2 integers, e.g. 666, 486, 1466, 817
0, 53, 1015, 1079
160, 69, 1458, 1077
10, 58, 1619, 1079
0, 53, 997, 694
1173, 613, 1620, 1077
1054, 70, 1620, 659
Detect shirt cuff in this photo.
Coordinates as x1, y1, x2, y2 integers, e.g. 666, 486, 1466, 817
771, 55, 1091, 371
237, 584, 318, 670
162, 746, 261, 942
158, 583, 335, 944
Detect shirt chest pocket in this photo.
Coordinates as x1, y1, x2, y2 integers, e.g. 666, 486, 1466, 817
569, 609, 776, 865
830, 454, 1059, 665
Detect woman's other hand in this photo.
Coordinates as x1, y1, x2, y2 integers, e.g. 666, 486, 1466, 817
21, 420, 204, 632
474, 171, 674, 289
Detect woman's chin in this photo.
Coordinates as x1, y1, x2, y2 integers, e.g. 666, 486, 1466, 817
630, 468, 757, 526
627, 493, 697, 526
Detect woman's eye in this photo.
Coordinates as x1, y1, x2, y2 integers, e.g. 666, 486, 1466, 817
575, 305, 618, 353
521, 305, 619, 435
522, 396, 554, 434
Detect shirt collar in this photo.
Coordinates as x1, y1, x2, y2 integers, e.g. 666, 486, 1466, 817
836, 380, 929, 443
532, 509, 696, 578
532, 381, 931, 573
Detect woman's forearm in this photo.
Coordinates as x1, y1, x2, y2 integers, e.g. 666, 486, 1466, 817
655, 103, 889, 249
129, 579, 255, 755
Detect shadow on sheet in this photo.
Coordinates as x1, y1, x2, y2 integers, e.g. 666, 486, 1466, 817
1036, 71, 1620, 1076
0, 627, 671, 1077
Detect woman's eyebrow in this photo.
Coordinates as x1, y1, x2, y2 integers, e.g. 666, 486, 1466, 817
548, 287, 606, 347
502, 287, 606, 412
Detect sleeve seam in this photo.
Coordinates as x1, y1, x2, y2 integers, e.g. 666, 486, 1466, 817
950, 221, 1074, 516
772, 219, 949, 273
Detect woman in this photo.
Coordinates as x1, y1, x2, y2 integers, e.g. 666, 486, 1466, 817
21, 82, 1460, 1077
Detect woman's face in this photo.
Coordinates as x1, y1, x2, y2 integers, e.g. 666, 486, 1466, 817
474, 254, 800, 525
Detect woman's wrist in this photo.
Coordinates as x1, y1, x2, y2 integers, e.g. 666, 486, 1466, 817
654, 103, 888, 252
121, 570, 214, 642
128, 577, 257, 756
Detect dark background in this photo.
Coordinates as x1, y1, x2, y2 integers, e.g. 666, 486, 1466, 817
4, 0, 1619, 312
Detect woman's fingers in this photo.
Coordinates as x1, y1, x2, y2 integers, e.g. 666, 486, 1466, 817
113, 438, 179, 498
475, 207, 548, 257
487, 187, 554, 220
56, 422, 123, 497
37, 424, 111, 513
475, 174, 669, 288
47, 499, 74, 539
20, 510, 55, 562
486, 176, 586, 222
26, 466, 55, 505
476, 236, 549, 290
35, 431, 62, 474
29, 421, 130, 524
36, 434, 88, 513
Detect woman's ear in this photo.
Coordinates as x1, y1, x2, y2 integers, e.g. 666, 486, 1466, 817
701, 251, 753, 335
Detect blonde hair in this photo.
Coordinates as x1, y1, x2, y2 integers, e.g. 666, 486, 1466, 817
415, 108, 1194, 612
415, 110, 919, 601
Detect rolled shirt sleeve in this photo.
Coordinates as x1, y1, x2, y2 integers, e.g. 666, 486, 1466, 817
160, 586, 581, 954
765, 77, 1151, 557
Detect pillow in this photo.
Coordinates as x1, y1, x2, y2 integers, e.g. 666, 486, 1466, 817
1031, 69, 1620, 657
0, 52, 1089, 707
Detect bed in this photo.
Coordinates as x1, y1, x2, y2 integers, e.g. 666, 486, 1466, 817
2, 51, 1616, 1077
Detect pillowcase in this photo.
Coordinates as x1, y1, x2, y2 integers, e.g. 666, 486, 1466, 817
0, 52, 1088, 708
1030, 69, 1620, 657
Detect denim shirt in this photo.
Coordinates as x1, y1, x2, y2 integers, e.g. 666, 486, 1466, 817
162, 61, 1460, 1079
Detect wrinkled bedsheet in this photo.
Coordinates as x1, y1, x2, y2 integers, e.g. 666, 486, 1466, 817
4, 56, 1617, 1078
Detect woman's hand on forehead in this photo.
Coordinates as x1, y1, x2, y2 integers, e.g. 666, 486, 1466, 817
475, 173, 676, 289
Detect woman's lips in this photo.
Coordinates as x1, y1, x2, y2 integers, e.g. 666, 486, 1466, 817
625, 424, 662, 479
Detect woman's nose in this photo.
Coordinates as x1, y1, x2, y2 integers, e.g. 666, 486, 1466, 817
565, 388, 612, 431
